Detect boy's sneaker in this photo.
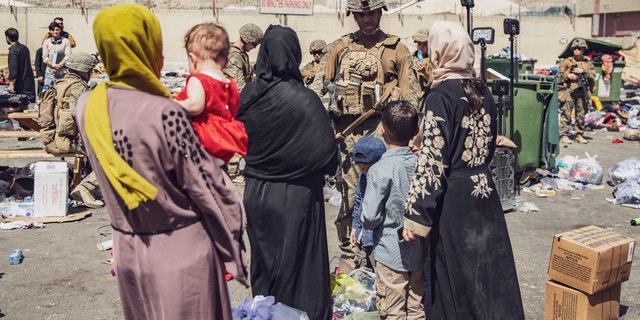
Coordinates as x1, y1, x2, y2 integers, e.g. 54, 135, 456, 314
70, 185, 105, 209
560, 136, 572, 144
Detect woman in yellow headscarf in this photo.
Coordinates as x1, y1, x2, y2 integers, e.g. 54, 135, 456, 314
75, 4, 248, 319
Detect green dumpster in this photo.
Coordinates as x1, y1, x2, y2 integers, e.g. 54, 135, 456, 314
486, 57, 538, 79
488, 75, 559, 172
593, 60, 625, 105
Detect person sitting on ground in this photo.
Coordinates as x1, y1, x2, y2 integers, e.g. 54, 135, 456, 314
349, 136, 386, 271
51, 52, 104, 209
174, 22, 247, 169
42, 17, 76, 48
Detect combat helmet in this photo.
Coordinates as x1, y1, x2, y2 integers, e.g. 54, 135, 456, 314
65, 52, 97, 73
239, 23, 264, 45
571, 38, 588, 50
346, 0, 387, 16
309, 39, 328, 54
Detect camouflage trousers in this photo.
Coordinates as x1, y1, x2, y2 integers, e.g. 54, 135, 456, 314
334, 115, 383, 261
559, 90, 589, 137
79, 171, 100, 197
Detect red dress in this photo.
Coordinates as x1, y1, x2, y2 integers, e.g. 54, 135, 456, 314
176, 73, 248, 163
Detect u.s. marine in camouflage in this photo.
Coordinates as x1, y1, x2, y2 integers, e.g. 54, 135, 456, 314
301, 39, 328, 87
411, 28, 434, 108
309, 0, 420, 269
557, 38, 595, 144
224, 23, 263, 92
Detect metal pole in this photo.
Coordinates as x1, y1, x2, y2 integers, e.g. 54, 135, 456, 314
466, 7, 471, 35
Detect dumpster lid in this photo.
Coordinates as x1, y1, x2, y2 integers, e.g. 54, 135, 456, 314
558, 38, 621, 59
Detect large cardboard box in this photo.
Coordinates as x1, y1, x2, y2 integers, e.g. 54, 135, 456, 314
33, 161, 69, 217
544, 280, 620, 320
548, 226, 636, 294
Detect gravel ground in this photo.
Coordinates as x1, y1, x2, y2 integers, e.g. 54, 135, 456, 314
1, 122, 640, 319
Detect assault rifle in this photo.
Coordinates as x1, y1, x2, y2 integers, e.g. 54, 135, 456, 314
571, 64, 592, 109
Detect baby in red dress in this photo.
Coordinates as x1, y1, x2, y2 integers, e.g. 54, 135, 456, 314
175, 23, 248, 166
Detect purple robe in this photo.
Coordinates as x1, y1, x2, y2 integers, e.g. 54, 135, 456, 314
76, 85, 247, 320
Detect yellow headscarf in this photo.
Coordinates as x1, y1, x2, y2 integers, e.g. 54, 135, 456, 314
85, 3, 171, 210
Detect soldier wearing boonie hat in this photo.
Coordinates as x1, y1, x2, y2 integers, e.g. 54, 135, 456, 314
411, 28, 433, 98
301, 39, 328, 87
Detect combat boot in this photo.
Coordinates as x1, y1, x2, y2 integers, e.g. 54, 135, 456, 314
71, 185, 105, 208
560, 136, 572, 144
575, 135, 588, 144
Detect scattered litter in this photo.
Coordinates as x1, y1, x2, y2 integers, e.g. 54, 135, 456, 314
517, 202, 540, 212
0, 220, 44, 230
535, 190, 556, 198
8, 249, 23, 265
96, 239, 113, 251
232, 295, 310, 320
608, 157, 640, 185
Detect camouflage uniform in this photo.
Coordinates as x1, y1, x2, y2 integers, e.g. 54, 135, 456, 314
411, 52, 433, 109
223, 23, 263, 93
311, 0, 420, 264
557, 38, 595, 141
224, 23, 263, 179
411, 28, 433, 108
301, 39, 327, 87
225, 46, 252, 93
53, 52, 103, 208
301, 60, 321, 87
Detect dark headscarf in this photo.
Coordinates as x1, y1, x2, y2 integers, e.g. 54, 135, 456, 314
238, 25, 338, 180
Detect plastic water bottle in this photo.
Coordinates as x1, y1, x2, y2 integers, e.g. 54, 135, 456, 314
631, 218, 640, 226
8, 249, 23, 265
417, 50, 423, 63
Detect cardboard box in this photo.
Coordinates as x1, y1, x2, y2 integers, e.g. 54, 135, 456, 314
544, 280, 620, 320
33, 161, 69, 217
548, 226, 636, 294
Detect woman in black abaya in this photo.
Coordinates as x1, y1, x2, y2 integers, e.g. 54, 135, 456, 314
237, 25, 339, 320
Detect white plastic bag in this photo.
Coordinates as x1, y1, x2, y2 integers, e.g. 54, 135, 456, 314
608, 157, 640, 185
568, 153, 603, 185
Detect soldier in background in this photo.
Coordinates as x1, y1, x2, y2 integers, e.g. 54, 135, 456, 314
311, 0, 419, 270
224, 23, 263, 183
411, 28, 434, 105
224, 23, 264, 93
557, 38, 595, 145
301, 39, 327, 87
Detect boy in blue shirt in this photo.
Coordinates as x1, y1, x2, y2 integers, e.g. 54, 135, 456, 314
362, 100, 425, 319
349, 136, 386, 271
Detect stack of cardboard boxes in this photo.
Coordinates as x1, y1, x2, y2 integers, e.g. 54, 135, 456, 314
544, 225, 636, 320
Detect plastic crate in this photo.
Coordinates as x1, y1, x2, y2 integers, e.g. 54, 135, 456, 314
490, 147, 515, 212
